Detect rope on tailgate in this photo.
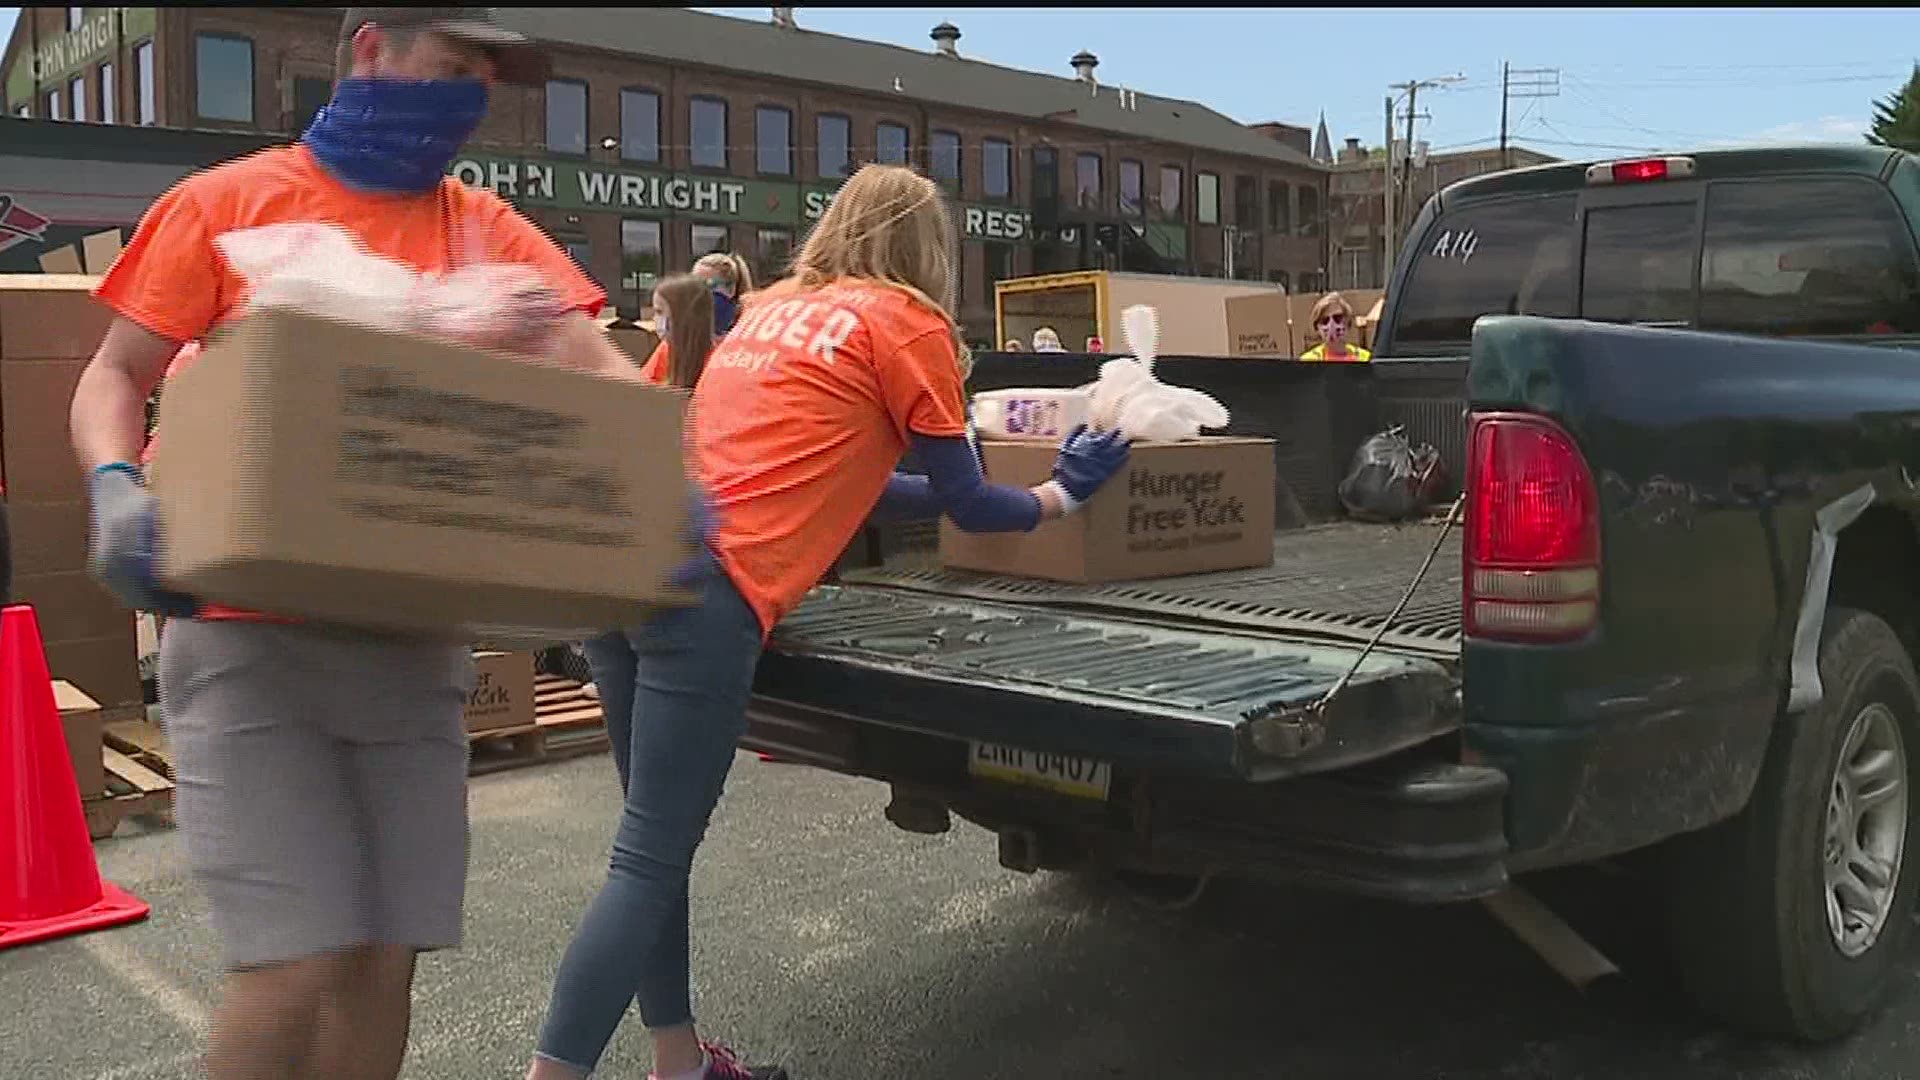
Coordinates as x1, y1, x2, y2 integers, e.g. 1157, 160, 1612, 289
1308, 493, 1466, 714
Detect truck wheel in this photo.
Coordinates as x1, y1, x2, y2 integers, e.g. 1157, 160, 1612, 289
1664, 606, 1920, 1041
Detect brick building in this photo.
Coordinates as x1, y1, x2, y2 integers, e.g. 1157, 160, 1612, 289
1326, 136, 1559, 290
2, 6, 1332, 339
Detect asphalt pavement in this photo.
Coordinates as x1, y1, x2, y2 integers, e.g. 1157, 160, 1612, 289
8, 751, 1920, 1080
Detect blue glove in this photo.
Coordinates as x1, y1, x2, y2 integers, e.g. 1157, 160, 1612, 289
1051, 425, 1132, 505
670, 483, 719, 590
86, 464, 200, 618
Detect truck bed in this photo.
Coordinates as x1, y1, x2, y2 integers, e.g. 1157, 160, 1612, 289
847, 518, 1462, 661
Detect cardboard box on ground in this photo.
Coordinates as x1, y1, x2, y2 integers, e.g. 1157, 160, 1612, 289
1223, 289, 1387, 359
465, 650, 536, 733
53, 680, 105, 801
151, 307, 697, 643
0, 266, 146, 710
940, 437, 1276, 583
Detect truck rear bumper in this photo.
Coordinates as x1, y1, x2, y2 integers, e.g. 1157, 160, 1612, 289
744, 694, 1511, 904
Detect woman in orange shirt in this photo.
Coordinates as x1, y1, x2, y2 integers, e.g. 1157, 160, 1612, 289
636, 273, 719, 388
528, 165, 1131, 1080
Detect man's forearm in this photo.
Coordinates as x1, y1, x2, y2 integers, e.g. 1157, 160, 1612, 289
70, 363, 154, 473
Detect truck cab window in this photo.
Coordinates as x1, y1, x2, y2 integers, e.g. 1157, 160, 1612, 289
1700, 178, 1920, 337
1390, 194, 1577, 350
1580, 202, 1697, 327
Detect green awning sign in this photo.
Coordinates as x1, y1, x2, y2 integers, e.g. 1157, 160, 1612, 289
449, 155, 797, 225
5, 8, 156, 111
803, 183, 1033, 244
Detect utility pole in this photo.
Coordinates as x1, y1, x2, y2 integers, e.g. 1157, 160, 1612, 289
1382, 94, 1396, 282
1385, 74, 1461, 275
1498, 61, 1511, 171
1499, 67, 1562, 171
1401, 83, 1421, 246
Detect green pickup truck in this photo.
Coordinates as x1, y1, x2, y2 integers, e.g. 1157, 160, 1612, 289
742, 145, 1920, 1040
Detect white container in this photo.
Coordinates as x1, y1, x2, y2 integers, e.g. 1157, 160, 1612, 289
970, 388, 1091, 442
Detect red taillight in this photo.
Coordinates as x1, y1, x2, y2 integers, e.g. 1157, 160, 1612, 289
1612, 159, 1667, 183
1464, 414, 1601, 643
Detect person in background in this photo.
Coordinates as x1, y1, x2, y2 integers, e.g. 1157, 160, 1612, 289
1003, 338, 1024, 351
1300, 291, 1373, 362
638, 273, 718, 388
692, 251, 754, 336
526, 164, 1129, 1080
67, 11, 651, 1079
1031, 326, 1067, 352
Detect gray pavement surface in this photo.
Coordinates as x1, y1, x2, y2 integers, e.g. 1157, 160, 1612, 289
8, 751, 1920, 1079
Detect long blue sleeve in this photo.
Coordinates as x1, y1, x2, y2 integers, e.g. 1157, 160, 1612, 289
873, 434, 1042, 533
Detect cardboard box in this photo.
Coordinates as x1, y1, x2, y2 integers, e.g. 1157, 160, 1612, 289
0, 275, 111, 359
464, 650, 536, 733
151, 308, 696, 642
600, 318, 659, 368
939, 438, 1276, 583
52, 680, 105, 801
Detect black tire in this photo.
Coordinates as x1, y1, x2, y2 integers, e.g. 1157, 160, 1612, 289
1664, 606, 1920, 1041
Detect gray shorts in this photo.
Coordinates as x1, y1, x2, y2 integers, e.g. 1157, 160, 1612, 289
158, 619, 476, 971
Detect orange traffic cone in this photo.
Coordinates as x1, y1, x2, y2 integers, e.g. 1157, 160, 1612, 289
0, 603, 149, 951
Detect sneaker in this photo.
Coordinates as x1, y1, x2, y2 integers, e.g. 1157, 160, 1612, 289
700, 1041, 788, 1080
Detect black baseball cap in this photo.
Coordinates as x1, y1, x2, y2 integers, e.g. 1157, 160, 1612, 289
340, 7, 550, 86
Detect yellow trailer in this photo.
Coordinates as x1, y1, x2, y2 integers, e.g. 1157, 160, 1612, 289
993, 270, 1276, 356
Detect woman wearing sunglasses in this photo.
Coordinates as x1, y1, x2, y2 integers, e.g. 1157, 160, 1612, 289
1299, 291, 1372, 362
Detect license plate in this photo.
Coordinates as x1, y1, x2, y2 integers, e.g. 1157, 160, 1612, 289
967, 740, 1112, 800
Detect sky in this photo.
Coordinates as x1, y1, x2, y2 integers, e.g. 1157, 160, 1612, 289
3, 6, 1914, 157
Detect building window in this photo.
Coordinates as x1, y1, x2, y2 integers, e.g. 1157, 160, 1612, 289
983, 138, 1012, 200
756, 227, 794, 284
45, 88, 62, 121
563, 239, 595, 284
691, 96, 728, 170
1160, 165, 1183, 218
931, 130, 961, 191
1234, 176, 1259, 229
69, 75, 86, 122
691, 223, 730, 256
1032, 146, 1058, 205
195, 33, 254, 124
621, 88, 660, 163
1298, 187, 1320, 236
1198, 172, 1220, 225
545, 79, 587, 156
1075, 153, 1102, 209
1268, 181, 1291, 234
876, 122, 910, 166
817, 113, 851, 179
292, 76, 330, 135
133, 41, 155, 125
756, 105, 792, 176
985, 243, 1014, 293
98, 63, 115, 124
1119, 160, 1144, 218
620, 219, 663, 310
67, 7, 83, 31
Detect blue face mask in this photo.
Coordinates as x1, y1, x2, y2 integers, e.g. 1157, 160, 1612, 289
302, 78, 490, 194
711, 287, 739, 337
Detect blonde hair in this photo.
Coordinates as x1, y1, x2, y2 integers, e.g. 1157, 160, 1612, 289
692, 251, 754, 297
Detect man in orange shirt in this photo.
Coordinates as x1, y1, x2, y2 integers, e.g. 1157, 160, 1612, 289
68, 11, 643, 1079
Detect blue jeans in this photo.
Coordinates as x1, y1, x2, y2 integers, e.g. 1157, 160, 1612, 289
535, 556, 765, 1072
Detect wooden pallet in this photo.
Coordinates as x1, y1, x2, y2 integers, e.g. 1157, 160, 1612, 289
83, 719, 177, 841
467, 675, 608, 776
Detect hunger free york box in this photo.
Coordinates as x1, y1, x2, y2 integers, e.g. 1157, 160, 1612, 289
464, 650, 536, 734
151, 308, 694, 642
939, 437, 1276, 583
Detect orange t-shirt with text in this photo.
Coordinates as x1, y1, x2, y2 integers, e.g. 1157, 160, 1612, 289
691, 281, 967, 635
94, 144, 607, 622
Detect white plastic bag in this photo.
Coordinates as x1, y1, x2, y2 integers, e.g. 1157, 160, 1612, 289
1083, 305, 1230, 442
212, 221, 567, 357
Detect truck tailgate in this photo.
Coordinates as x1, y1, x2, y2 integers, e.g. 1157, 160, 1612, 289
755, 526, 1461, 783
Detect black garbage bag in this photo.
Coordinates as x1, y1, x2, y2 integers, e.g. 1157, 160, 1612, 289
1337, 427, 1448, 523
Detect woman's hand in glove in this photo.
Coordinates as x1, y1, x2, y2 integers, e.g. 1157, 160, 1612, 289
1048, 425, 1132, 509
85, 464, 200, 618
669, 483, 719, 591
